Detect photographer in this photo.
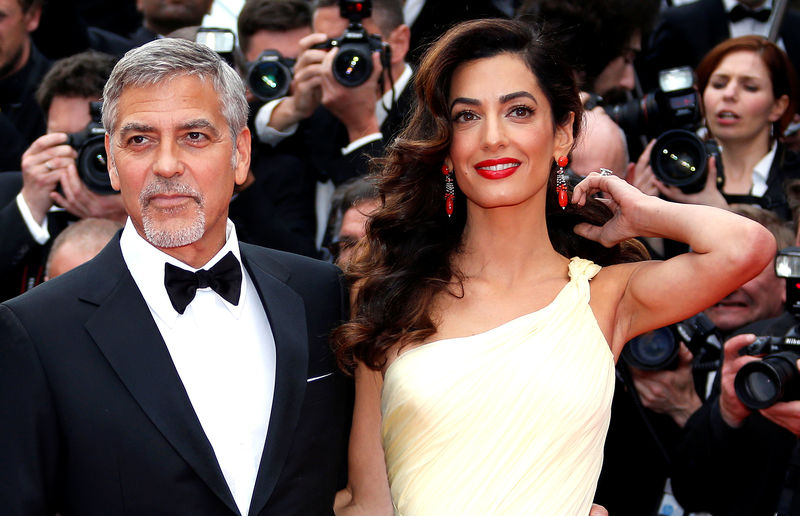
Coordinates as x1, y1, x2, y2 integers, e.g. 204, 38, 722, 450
517, 0, 659, 103
634, 36, 800, 222
254, 0, 413, 187
671, 332, 800, 515
0, 51, 123, 301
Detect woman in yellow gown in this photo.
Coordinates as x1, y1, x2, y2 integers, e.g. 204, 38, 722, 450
332, 18, 774, 516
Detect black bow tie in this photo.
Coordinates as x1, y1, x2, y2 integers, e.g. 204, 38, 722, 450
729, 4, 771, 22
164, 251, 242, 314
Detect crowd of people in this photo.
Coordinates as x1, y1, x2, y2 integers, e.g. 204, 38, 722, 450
0, 0, 799, 515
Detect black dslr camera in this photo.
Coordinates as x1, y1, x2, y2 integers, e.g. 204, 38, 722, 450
605, 67, 724, 194
735, 247, 800, 409
66, 101, 115, 195
313, 0, 388, 87
246, 50, 296, 101
622, 312, 722, 371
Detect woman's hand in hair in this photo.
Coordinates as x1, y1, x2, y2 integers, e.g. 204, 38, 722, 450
570, 170, 661, 248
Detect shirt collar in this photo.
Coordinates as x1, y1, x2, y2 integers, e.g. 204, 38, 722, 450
751, 141, 777, 196
377, 63, 413, 125
119, 217, 247, 327
723, 0, 772, 13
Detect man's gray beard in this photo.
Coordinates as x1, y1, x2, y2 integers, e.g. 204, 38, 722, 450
139, 177, 206, 248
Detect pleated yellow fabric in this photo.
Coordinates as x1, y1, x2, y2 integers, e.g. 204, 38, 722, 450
381, 257, 615, 516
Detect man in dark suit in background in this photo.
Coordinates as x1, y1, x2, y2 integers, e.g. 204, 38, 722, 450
0, 38, 350, 515
0, 50, 122, 302
642, 0, 800, 91
0, 0, 49, 170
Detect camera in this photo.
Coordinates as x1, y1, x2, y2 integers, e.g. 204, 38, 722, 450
604, 66, 724, 194
622, 312, 722, 371
312, 0, 387, 87
735, 247, 800, 409
195, 27, 236, 68
605, 67, 701, 141
246, 50, 296, 102
649, 129, 724, 194
66, 101, 114, 195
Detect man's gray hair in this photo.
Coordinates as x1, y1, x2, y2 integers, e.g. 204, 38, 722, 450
102, 38, 248, 143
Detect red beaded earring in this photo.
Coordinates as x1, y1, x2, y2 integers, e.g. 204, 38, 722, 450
442, 164, 455, 217
556, 156, 569, 209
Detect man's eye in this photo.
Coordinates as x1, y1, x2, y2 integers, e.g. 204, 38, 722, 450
187, 132, 207, 141
128, 135, 148, 145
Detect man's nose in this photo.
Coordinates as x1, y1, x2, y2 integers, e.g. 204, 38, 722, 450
152, 140, 182, 177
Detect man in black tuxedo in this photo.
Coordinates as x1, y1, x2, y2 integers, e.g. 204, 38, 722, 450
0, 38, 350, 516
641, 0, 800, 91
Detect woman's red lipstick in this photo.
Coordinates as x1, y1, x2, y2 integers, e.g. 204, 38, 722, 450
474, 158, 521, 179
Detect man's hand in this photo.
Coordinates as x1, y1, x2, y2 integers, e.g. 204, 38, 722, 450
319, 47, 382, 143
51, 163, 126, 222
719, 334, 759, 428
20, 133, 77, 224
267, 33, 329, 131
630, 343, 702, 427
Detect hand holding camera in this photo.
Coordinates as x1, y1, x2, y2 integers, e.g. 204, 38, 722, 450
264, 0, 388, 140
20, 133, 78, 224
630, 343, 703, 427
319, 43, 383, 142
732, 331, 800, 436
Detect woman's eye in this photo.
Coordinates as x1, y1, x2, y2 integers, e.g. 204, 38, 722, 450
509, 105, 533, 118
453, 110, 478, 123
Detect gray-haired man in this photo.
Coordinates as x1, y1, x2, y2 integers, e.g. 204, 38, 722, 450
0, 38, 350, 516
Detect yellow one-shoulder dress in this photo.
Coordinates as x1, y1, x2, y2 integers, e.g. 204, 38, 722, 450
381, 257, 615, 516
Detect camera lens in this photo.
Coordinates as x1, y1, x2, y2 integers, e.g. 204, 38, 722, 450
247, 59, 291, 101
622, 326, 680, 370
77, 135, 115, 195
734, 351, 800, 409
333, 44, 372, 87
650, 129, 709, 194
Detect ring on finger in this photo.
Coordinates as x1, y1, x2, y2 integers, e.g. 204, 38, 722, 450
45, 161, 54, 171
599, 168, 613, 176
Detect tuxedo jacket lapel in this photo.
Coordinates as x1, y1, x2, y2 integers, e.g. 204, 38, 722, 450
241, 247, 309, 516
80, 240, 239, 514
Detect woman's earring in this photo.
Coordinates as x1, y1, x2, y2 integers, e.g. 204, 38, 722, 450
556, 156, 569, 209
442, 164, 455, 217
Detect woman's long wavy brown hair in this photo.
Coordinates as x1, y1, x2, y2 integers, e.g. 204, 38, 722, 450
332, 18, 648, 372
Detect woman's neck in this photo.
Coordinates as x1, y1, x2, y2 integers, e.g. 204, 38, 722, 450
718, 131, 773, 194
456, 201, 563, 284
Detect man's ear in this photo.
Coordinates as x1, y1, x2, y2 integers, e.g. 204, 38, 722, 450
24, 5, 42, 33
233, 127, 252, 186
105, 134, 121, 191
386, 24, 410, 66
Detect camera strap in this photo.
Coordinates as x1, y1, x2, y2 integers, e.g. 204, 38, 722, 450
379, 43, 396, 113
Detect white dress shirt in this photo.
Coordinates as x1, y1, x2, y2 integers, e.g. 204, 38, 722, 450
120, 218, 275, 516
255, 63, 414, 153
751, 141, 777, 196
723, 0, 786, 49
